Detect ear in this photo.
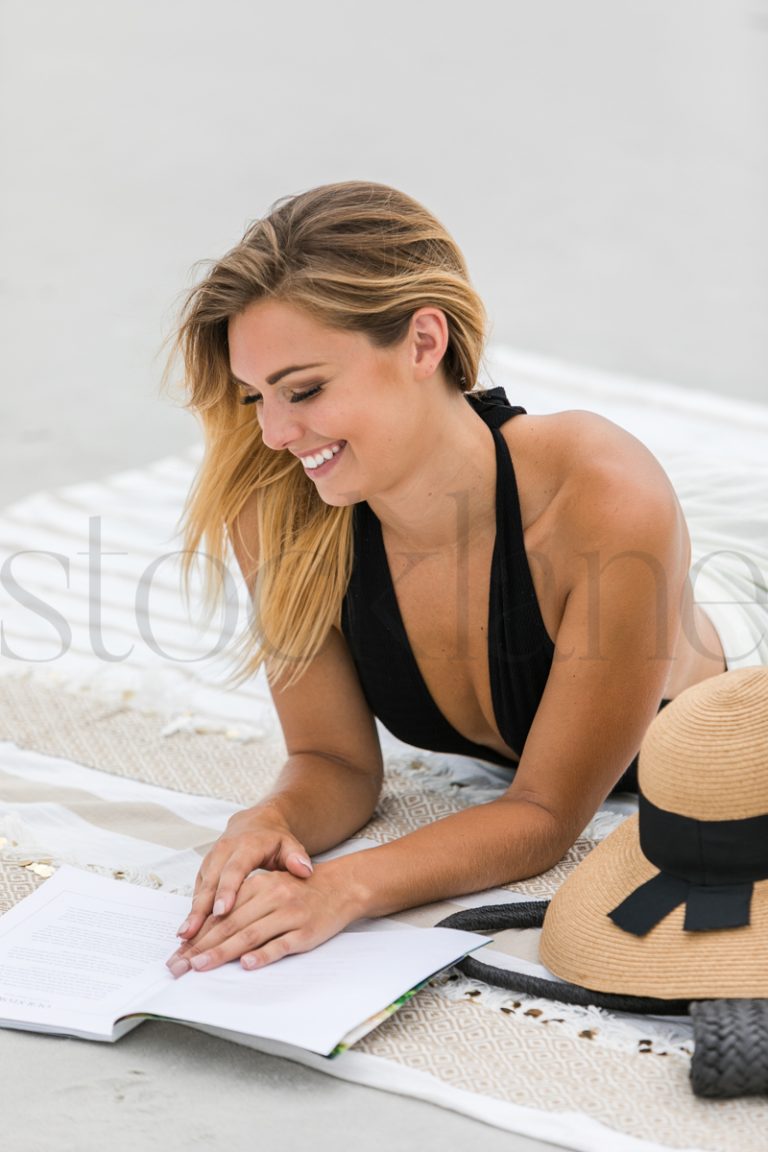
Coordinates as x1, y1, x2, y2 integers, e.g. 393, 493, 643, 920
408, 307, 450, 381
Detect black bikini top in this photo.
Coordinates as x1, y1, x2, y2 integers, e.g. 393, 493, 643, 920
341, 387, 555, 767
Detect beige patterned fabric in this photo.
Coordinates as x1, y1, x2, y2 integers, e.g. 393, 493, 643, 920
357, 990, 768, 1152
0, 677, 597, 898
2, 677, 768, 1151
0, 858, 42, 916
0, 675, 286, 805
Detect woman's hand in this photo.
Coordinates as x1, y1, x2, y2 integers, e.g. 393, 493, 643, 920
175, 806, 315, 945
165, 860, 362, 975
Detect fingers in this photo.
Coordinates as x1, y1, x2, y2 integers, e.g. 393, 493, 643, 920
176, 838, 314, 940
168, 872, 287, 971
168, 905, 308, 975
284, 851, 314, 878
240, 931, 307, 970
189, 912, 306, 973
176, 874, 215, 940
166, 867, 337, 977
204, 852, 259, 919
175, 865, 224, 940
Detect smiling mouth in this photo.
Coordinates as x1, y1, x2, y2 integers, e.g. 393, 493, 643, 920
299, 441, 346, 471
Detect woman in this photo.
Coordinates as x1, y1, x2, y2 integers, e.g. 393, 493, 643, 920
164, 181, 747, 979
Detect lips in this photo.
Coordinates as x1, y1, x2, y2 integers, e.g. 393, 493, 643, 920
298, 440, 346, 471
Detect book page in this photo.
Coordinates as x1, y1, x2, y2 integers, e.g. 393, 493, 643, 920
0, 867, 484, 1054
143, 919, 482, 1055
0, 866, 187, 1039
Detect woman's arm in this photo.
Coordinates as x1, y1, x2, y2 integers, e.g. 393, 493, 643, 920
236, 626, 385, 855
173, 494, 384, 945
173, 625, 384, 944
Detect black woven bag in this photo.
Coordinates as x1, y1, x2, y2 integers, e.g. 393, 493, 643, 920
689, 1000, 768, 1098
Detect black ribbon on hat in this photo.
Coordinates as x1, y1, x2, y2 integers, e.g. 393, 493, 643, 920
608, 793, 768, 937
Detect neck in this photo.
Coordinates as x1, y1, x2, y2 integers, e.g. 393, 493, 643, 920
366, 395, 497, 552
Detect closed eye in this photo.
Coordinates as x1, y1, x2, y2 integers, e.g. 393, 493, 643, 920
239, 383, 324, 407
289, 384, 324, 404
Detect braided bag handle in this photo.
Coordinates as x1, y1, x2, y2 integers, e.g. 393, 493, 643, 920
438, 903, 768, 1097
436, 901, 689, 1015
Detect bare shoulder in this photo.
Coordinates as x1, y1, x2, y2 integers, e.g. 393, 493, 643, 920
502, 409, 687, 568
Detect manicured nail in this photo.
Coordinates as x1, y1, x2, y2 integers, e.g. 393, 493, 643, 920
213, 899, 226, 917
241, 954, 258, 970
189, 953, 210, 970
169, 958, 190, 978
176, 918, 191, 936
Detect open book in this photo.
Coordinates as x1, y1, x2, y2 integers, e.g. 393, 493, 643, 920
0, 866, 482, 1057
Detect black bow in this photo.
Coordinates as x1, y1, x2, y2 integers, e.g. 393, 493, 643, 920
608, 794, 768, 937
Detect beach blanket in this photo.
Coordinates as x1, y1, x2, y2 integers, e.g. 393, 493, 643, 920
1, 347, 768, 1152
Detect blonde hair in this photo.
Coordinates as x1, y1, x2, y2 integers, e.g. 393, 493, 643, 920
170, 181, 487, 685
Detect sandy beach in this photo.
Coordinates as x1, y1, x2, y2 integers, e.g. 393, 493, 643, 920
0, 2, 766, 1149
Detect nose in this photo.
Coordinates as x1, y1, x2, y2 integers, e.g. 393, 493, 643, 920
257, 398, 304, 452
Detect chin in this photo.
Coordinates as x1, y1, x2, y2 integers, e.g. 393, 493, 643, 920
316, 488, 364, 508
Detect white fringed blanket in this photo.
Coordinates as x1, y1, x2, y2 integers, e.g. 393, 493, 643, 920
1, 347, 768, 1152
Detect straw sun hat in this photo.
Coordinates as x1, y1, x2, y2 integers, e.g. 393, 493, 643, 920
539, 668, 768, 1000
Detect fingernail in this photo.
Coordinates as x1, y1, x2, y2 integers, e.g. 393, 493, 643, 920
241, 955, 258, 970
213, 899, 226, 917
189, 953, 210, 970
176, 918, 191, 936
295, 855, 313, 872
169, 958, 190, 978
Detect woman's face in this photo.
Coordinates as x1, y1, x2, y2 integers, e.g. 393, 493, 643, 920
228, 299, 446, 507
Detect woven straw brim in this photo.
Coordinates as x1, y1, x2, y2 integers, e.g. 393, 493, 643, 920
539, 815, 768, 1000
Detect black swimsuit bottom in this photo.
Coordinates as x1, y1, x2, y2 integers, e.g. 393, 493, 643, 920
342, 387, 651, 793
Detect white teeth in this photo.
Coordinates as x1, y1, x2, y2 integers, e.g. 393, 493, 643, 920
302, 443, 342, 470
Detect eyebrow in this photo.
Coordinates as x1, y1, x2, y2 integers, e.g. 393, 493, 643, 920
231, 362, 327, 391
265, 362, 325, 386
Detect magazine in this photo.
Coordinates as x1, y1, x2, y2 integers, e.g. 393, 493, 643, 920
0, 866, 482, 1056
